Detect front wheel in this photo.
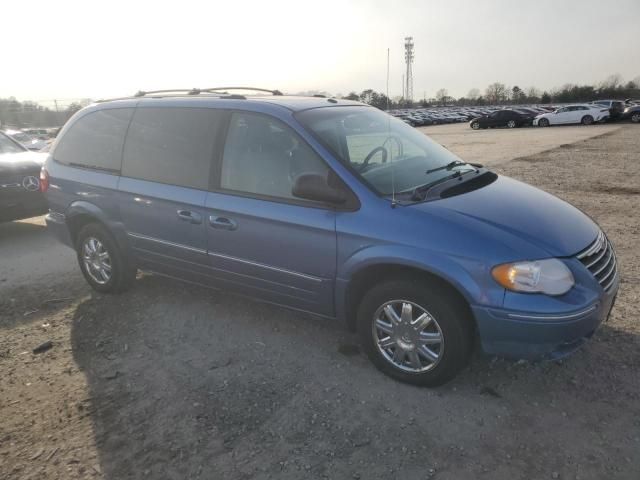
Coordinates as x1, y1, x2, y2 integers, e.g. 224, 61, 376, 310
357, 279, 473, 386
506, 120, 517, 128
76, 223, 136, 293
538, 118, 550, 127
581, 115, 594, 125
631, 113, 640, 123
470, 121, 480, 130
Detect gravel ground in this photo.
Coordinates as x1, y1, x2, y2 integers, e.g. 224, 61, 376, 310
0, 125, 638, 480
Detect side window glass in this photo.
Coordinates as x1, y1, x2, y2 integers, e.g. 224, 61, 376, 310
54, 108, 133, 172
122, 107, 222, 190
220, 113, 329, 200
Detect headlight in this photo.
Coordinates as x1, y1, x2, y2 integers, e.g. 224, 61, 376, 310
492, 259, 574, 295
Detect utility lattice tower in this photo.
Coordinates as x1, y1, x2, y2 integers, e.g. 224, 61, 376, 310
404, 36, 414, 102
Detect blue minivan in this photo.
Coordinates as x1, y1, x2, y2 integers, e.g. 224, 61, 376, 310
43, 89, 619, 386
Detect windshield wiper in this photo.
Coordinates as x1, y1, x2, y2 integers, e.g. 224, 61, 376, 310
426, 160, 483, 175
409, 163, 484, 202
426, 160, 466, 175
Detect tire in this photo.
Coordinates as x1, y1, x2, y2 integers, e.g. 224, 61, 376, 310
581, 115, 594, 125
75, 223, 136, 293
471, 121, 480, 130
506, 120, 516, 129
631, 113, 640, 123
538, 118, 550, 127
357, 279, 473, 387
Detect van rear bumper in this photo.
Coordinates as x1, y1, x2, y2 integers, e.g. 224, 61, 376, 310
45, 211, 74, 248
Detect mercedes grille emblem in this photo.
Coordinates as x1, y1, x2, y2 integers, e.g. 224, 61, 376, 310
22, 175, 40, 192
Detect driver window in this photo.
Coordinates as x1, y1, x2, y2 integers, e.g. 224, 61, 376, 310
220, 112, 329, 200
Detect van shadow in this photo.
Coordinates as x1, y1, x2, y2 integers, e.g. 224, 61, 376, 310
70, 274, 640, 479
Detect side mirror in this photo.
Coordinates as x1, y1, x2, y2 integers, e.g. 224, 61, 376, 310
292, 173, 346, 205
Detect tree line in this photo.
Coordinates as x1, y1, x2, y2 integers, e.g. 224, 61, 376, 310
0, 98, 85, 129
343, 73, 640, 109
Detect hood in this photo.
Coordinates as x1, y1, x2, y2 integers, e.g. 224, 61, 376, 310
411, 175, 599, 259
0, 151, 47, 176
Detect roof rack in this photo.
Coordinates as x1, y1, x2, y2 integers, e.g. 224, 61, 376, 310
132, 87, 282, 98
201, 87, 283, 96
96, 87, 282, 103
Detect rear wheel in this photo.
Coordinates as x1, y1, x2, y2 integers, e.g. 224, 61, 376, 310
631, 113, 640, 123
538, 118, 550, 127
76, 223, 136, 293
581, 115, 594, 125
506, 120, 516, 128
357, 279, 473, 386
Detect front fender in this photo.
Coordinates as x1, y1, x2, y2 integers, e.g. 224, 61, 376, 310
335, 244, 505, 321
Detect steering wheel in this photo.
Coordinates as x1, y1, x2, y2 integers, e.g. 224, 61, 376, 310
359, 146, 388, 171
383, 135, 403, 158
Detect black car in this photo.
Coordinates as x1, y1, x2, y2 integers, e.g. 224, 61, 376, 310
0, 131, 48, 222
591, 100, 626, 120
469, 109, 532, 130
621, 103, 640, 123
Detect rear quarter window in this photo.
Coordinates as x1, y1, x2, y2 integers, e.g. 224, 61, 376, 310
121, 107, 223, 190
53, 108, 133, 172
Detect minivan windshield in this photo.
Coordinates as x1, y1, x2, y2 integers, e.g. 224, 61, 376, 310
296, 106, 475, 197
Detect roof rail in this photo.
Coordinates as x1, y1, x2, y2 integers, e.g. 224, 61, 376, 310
201, 87, 283, 96
96, 86, 283, 103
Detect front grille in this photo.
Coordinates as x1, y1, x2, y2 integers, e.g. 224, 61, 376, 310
576, 231, 617, 292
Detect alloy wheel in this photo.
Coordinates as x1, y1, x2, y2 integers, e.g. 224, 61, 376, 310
82, 237, 112, 284
372, 300, 444, 373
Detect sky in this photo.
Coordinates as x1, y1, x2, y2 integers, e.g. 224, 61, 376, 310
3, 0, 639, 105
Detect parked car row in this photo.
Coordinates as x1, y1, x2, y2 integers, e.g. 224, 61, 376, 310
389, 105, 555, 128
390, 99, 640, 130
0, 127, 58, 152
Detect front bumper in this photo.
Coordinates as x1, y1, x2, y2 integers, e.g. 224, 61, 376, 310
472, 279, 619, 360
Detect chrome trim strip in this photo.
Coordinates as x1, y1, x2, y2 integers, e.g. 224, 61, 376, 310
585, 242, 608, 268
577, 231, 605, 259
127, 232, 207, 254
591, 247, 613, 276
507, 305, 598, 321
598, 255, 617, 284
602, 269, 618, 292
207, 251, 323, 283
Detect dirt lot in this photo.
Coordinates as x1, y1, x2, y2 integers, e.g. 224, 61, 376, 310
1, 124, 638, 480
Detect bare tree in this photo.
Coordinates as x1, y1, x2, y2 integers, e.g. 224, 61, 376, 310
600, 73, 623, 89
485, 82, 507, 104
467, 88, 480, 100
526, 86, 541, 100
435, 88, 449, 105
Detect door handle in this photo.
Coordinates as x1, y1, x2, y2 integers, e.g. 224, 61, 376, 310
209, 215, 237, 231
177, 210, 202, 224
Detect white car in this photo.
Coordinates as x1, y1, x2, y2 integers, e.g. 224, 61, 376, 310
533, 104, 609, 127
